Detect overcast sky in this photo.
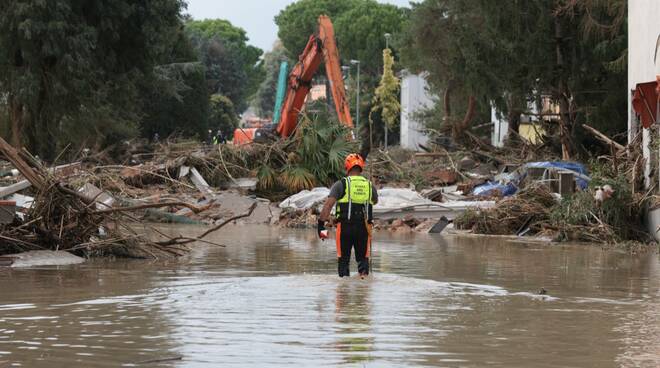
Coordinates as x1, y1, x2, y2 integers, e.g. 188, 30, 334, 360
185, 0, 414, 52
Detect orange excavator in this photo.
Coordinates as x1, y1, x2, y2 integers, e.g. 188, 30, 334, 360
233, 15, 353, 144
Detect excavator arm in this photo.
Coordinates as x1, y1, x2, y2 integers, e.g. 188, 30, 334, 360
277, 15, 354, 138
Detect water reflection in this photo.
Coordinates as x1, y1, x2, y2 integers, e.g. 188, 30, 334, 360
0, 225, 657, 367
333, 279, 374, 365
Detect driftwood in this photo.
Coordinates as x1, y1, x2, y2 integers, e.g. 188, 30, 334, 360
155, 202, 257, 247
93, 201, 210, 215
582, 124, 626, 152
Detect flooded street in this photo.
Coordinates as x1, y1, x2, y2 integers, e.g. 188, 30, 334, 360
1, 225, 659, 367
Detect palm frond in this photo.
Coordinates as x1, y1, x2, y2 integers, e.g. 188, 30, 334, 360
257, 164, 277, 190
279, 165, 316, 193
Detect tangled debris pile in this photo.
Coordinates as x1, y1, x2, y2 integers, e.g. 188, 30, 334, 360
454, 129, 650, 245
0, 137, 258, 259
0, 116, 653, 258
455, 185, 557, 236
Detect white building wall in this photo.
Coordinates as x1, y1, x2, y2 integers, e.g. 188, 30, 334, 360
628, 0, 660, 188
400, 71, 432, 151
491, 106, 509, 147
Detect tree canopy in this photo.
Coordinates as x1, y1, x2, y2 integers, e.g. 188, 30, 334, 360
400, 0, 627, 155
186, 19, 263, 112
275, 0, 356, 61
251, 41, 290, 119
333, 2, 408, 75
209, 94, 239, 136
276, 0, 407, 75
0, 0, 188, 158
141, 62, 209, 139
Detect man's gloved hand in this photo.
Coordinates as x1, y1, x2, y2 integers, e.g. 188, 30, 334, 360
317, 219, 329, 240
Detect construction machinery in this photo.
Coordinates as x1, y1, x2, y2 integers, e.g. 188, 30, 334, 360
233, 15, 353, 144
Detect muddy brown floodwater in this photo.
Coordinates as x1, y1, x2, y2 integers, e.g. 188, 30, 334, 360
0, 225, 659, 367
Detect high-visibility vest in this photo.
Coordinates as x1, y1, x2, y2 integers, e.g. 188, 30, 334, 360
335, 176, 374, 222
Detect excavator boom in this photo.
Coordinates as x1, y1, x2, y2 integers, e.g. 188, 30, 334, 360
277, 15, 353, 138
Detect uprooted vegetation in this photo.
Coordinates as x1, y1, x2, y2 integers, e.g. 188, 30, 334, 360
0, 109, 656, 257
454, 131, 651, 245
0, 116, 357, 257
0, 137, 257, 258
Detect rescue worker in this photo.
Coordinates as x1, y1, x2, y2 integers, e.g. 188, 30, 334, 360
318, 154, 378, 278
213, 129, 226, 145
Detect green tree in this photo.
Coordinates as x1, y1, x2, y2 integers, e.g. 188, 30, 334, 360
400, 0, 627, 156
369, 48, 401, 148
275, 0, 356, 60
141, 62, 209, 139
333, 2, 408, 75
186, 19, 263, 111
208, 94, 239, 136
251, 41, 290, 119
0, 0, 187, 159
276, 0, 407, 74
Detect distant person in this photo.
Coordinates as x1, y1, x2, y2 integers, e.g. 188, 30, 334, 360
207, 130, 214, 145
213, 129, 225, 145
318, 154, 378, 278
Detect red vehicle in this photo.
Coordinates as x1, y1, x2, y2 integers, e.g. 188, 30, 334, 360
233, 15, 353, 145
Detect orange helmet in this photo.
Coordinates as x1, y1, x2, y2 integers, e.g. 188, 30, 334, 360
344, 153, 365, 173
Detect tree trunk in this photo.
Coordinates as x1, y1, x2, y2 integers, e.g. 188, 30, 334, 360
443, 80, 455, 123
507, 110, 521, 139
554, 14, 573, 160
8, 96, 23, 148
506, 94, 521, 140
452, 95, 476, 141
459, 95, 476, 130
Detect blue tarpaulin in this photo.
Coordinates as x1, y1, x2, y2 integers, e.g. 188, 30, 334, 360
472, 161, 590, 197
523, 162, 590, 190
473, 182, 518, 197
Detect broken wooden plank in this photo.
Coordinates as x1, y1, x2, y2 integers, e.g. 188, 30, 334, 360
0, 137, 46, 190
558, 171, 575, 196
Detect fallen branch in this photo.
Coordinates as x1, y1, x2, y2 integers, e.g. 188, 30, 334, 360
0, 137, 46, 189
93, 165, 195, 190
582, 124, 625, 152
93, 201, 210, 215
155, 202, 258, 246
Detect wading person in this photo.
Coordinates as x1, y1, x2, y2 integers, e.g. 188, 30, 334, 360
318, 154, 378, 278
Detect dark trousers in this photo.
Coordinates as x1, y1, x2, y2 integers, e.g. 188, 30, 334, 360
335, 221, 370, 277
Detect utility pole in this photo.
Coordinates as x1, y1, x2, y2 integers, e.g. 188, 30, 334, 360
350, 60, 361, 136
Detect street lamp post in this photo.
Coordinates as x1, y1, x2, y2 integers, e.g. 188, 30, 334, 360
350, 60, 361, 136
384, 33, 392, 149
